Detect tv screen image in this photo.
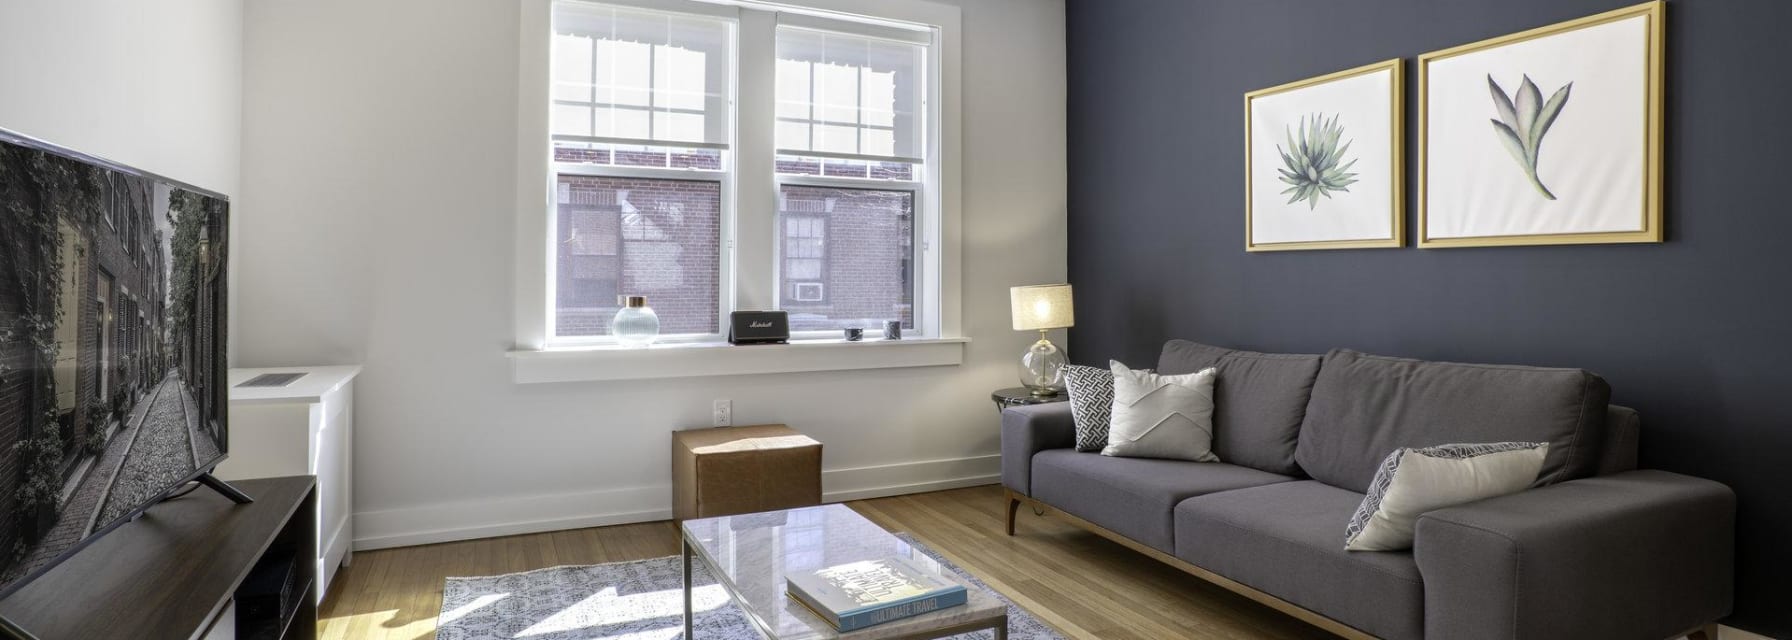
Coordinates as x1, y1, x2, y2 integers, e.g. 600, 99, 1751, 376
0, 130, 229, 599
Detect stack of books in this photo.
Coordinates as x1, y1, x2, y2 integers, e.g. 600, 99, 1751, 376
786, 556, 969, 631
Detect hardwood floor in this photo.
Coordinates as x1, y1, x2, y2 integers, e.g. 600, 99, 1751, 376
318, 484, 1333, 639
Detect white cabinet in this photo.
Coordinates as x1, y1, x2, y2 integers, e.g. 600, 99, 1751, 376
216, 365, 360, 600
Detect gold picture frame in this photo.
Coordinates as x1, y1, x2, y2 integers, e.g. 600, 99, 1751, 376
1417, 0, 1665, 248
1245, 58, 1405, 252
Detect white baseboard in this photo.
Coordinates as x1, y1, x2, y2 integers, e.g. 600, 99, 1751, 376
821, 454, 1000, 503
351, 453, 1001, 551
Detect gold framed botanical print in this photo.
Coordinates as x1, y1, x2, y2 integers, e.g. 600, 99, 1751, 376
1245, 58, 1404, 252
1418, 0, 1665, 248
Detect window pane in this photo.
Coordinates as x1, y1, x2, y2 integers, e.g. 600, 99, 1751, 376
553, 2, 731, 146
556, 175, 721, 337
775, 26, 925, 161
777, 185, 914, 331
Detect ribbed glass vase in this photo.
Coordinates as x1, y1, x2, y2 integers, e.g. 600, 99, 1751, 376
611, 296, 660, 348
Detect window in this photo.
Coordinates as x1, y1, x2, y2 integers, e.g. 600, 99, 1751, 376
781, 213, 827, 302
550, 2, 732, 339
774, 26, 925, 333
536, 0, 940, 346
777, 185, 914, 331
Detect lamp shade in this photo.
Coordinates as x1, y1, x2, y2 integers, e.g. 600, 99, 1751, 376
1011, 284, 1074, 331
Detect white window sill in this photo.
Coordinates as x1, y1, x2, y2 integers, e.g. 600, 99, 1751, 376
508, 337, 969, 384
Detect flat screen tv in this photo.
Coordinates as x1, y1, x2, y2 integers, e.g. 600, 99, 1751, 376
0, 128, 230, 601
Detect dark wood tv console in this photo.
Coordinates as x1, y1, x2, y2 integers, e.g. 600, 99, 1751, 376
0, 475, 318, 639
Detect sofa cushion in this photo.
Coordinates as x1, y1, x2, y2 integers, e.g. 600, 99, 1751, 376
1157, 340, 1322, 476
1031, 449, 1294, 552
1156, 339, 1235, 375
1174, 481, 1424, 640
1209, 351, 1322, 475
1296, 349, 1611, 493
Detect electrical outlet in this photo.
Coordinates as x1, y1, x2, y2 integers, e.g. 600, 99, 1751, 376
713, 399, 733, 427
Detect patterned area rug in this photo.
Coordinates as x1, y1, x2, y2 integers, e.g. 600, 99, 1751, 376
436, 533, 1062, 640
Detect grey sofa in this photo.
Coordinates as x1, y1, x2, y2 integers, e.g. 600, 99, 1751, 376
1001, 340, 1735, 640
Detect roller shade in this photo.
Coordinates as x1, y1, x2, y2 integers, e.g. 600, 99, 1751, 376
552, 1, 733, 148
774, 21, 927, 164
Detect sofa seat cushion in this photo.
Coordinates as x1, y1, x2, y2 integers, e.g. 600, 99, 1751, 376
1174, 481, 1424, 640
1297, 349, 1611, 493
1031, 450, 1294, 553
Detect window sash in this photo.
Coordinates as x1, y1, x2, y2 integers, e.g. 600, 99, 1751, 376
773, 181, 920, 333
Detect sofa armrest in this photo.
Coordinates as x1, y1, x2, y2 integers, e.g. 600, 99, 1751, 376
1414, 470, 1734, 640
1000, 402, 1076, 495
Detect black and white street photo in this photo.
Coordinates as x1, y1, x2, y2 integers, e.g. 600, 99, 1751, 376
0, 137, 229, 586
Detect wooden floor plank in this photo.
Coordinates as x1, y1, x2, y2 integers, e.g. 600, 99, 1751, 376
319, 485, 1335, 639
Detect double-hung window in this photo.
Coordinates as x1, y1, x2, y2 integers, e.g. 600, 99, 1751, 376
774, 25, 927, 333
540, 0, 941, 347
550, 3, 733, 340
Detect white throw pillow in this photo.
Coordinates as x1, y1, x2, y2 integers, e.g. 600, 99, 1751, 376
1101, 360, 1220, 462
1344, 442, 1549, 551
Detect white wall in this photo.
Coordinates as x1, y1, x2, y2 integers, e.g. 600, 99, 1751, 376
0, 0, 243, 197
0, 0, 245, 351
238, 0, 1067, 549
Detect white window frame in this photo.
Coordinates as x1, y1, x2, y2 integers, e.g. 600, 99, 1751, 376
512, 0, 962, 375
545, 1, 739, 346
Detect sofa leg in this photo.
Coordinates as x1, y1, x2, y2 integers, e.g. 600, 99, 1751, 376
1005, 490, 1021, 536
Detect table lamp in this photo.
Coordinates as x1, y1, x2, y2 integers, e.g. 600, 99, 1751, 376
1010, 284, 1074, 396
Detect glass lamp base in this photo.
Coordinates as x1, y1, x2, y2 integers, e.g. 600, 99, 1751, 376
1019, 335, 1067, 396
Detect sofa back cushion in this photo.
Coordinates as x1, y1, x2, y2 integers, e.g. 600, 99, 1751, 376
1158, 340, 1321, 476
1157, 339, 1234, 375
1296, 349, 1611, 493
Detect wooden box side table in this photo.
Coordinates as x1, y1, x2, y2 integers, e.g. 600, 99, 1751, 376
672, 424, 822, 522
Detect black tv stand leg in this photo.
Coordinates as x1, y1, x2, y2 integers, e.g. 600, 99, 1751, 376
0, 613, 41, 640
197, 472, 254, 504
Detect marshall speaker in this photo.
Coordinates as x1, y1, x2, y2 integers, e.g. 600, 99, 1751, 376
728, 310, 789, 345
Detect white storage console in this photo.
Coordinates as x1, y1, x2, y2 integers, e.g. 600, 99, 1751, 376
216, 365, 361, 600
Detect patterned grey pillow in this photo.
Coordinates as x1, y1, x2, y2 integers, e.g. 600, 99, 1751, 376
1343, 441, 1549, 551
1062, 365, 1115, 452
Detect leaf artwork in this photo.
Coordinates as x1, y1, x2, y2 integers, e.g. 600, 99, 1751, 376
1488, 74, 1572, 200
1275, 113, 1359, 210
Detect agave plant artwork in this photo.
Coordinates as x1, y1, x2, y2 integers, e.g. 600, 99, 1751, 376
1275, 113, 1358, 210
1488, 74, 1572, 200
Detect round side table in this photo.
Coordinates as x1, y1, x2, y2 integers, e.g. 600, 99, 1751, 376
991, 387, 1068, 413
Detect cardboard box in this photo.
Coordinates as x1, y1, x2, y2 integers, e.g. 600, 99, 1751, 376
672, 424, 822, 521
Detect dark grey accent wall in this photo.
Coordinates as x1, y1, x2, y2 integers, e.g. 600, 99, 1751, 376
1066, 0, 1792, 634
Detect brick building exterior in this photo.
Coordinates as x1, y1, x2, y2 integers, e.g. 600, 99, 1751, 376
0, 146, 169, 557
550, 151, 916, 338
555, 174, 723, 336
777, 184, 914, 332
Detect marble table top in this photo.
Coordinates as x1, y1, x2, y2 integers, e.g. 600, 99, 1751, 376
682, 504, 1007, 639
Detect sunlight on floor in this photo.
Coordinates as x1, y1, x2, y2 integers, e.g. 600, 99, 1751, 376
516, 584, 731, 637
439, 593, 509, 625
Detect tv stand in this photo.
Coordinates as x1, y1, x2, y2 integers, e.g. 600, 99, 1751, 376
0, 476, 316, 639
197, 471, 256, 504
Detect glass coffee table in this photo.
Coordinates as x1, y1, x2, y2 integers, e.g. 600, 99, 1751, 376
681, 504, 1009, 639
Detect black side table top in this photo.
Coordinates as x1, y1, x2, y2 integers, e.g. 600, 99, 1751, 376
991, 387, 1068, 412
